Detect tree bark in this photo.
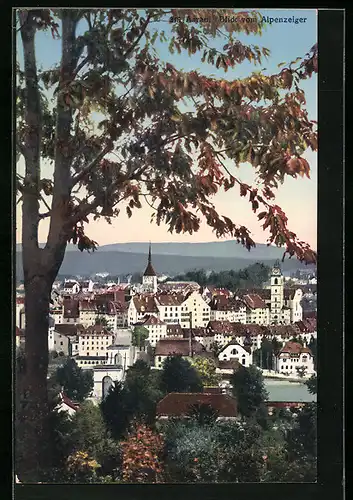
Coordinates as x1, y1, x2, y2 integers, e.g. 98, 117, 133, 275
17, 9, 78, 480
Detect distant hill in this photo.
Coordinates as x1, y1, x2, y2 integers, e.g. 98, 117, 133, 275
16, 240, 293, 259
16, 245, 315, 280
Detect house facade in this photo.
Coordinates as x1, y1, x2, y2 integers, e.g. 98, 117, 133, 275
218, 341, 252, 367
135, 314, 168, 347
275, 341, 315, 375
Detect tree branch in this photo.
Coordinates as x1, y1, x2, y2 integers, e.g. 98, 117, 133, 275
70, 145, 112, 188
121, 14, 152, 60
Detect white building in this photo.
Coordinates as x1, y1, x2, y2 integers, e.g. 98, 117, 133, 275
56, 392, 79, 417
284, 288, 303, 323
15, 297, 26, 329
218, 341, 252, 367
63, 280, 80, 295
134, 314, 168, 347
241, 294, 270, 325
128, 295, 160, 326
181, 291, 211, 328
50, 305, 63, 325
209, 297, 247, 324
155, 293, 185, 326
76, 324, 114, 358
270, 263, 291, 325
208, 320, 235, 347
79, 280, 94, 293
48, 326, 70, 355
78, 300, 98, 327
92, 366, 125, 400
275, 341, 315, 376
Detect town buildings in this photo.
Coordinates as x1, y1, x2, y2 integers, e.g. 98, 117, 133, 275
16, 244, 316, 400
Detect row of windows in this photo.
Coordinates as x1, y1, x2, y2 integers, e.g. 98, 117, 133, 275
80, 336, 111, 340
81, 341, 110, 345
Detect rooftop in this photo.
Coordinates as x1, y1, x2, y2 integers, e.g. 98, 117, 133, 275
156, 392, 238, 418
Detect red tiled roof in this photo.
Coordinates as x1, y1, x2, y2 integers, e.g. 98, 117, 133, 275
140, 314, 166, 326
156, 392, 238, 418
155, 338, 204, 356
85, 325, 113, 336
54, 324, 85, 336
279, 341, 312, 356
133, 295, 159, 313
242, 294, 268, 310
208, 320, 234, 335
236, 288, 271, 300
156, 293, 185, 306
79, 300, 98, 311
184, 327, 214, 338
60, 392, 79, 411
270, 324, 299, 337
231, 323, 269, 337
294, 318, 317, 333
16, 297, 25, 305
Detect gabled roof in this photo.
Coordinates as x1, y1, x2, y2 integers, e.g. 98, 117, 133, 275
155, 338, 204, 356
54, 324, 85, 336
60, 392, 80, 411
156, 293, 184, 306
140, 314, 166, 326
208, 320, 234, 335
242, 294, 268, 310
156, 392, 238, 418
278, 341, 312, 356
184, 327, 214, 338
85, 325, 113, 336
219, 341, 251, 355
133, 295, 159, 313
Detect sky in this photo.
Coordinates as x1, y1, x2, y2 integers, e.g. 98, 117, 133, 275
16, 8, 317, 249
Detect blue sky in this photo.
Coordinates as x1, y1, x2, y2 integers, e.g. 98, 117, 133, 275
16, 8, 317, 249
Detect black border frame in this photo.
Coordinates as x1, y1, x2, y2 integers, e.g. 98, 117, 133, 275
7, 5, 345, 500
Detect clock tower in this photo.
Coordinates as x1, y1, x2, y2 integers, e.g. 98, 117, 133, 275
270, 260, 284, 324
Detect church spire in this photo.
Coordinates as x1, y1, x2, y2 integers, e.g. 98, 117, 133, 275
148, 241, 152, 264
143, 242, 156, 277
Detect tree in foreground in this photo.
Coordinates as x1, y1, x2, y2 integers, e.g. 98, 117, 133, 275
190, 355, 221, 387
305, 373, 317, 395
160, 355, 203, 393
230, 364, 268, 418
132, 326, 149, 349
53, 358, 93, 402
16, 8, 317, 475
121, 423, 164, 483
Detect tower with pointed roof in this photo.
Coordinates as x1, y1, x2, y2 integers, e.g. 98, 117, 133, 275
142, 243, 158, 293
270, 261, 284, 324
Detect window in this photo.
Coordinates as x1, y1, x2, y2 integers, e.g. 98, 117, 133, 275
60, 341, 63, 346
87, 352, 89, 356
242, 358, 246, 365
158, 356, 162, 362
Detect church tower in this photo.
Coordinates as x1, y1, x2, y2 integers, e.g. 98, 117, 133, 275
142, 243, 158, 293
270, 260, 284, 324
